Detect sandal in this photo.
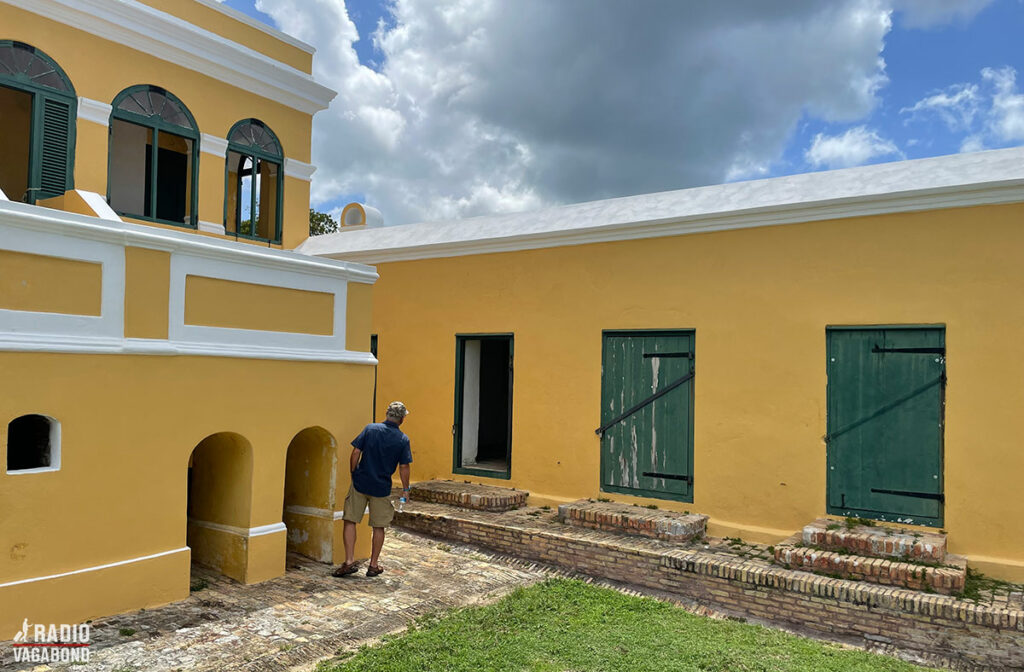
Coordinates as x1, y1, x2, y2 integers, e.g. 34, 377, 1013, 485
366, 564, 384, 577
331, 562, 359, 577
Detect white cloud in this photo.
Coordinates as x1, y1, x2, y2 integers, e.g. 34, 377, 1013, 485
804, 126, 902, 168
902, 66, 1024, 153
891, 0, 994, 28
900, 84, 980, 130
256, 0, 902, 225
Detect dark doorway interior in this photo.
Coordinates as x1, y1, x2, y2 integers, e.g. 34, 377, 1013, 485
455, 334, 513, 477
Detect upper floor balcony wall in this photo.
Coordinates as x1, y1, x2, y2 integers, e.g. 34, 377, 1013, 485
0, 0, 335, 249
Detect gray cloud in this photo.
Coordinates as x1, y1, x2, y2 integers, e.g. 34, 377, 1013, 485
253, 0, 981, 226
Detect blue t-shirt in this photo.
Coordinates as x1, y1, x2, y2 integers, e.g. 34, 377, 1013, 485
351, 420, 412, 497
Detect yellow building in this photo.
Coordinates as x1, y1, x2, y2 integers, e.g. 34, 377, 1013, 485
0, 0, 378, 635
304, 146, 1024, 583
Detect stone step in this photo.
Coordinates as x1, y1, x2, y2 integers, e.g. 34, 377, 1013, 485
409, 479, 528, 512
801, 517, 947, 563
773, 542, 966, 595
393, 501, 1024, 671
557, 499, 708, 542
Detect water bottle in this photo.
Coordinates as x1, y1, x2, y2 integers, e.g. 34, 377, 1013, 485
398, 496, 407, 513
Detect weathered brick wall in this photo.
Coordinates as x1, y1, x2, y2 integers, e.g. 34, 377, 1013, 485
557, 500, 707, 541
802, 519, 947, 563
774, 545, 965, 594
397, 510, 1024, 671
409, 480, 528, 512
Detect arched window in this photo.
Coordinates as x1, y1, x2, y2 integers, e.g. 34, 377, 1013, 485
108, 85, 199, 227
224, 119, 283, 243
6, 414, 60, 473
0, 41, 76, 203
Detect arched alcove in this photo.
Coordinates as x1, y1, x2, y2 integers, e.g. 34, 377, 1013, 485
282, 426, 338, 563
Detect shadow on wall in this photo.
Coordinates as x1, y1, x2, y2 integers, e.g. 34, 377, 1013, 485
186, 432, 254, 582
283, 426, 338, 563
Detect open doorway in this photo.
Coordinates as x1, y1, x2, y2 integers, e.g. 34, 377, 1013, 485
453, 334, 513, 478
0, 84, 32, 201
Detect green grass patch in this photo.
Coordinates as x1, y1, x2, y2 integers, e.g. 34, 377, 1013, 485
959, 567, 1016, 602
316, 579, 925, 672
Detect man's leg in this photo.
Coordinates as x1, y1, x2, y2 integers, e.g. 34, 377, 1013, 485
369, 527, 386, 568
343, 520, 357, 565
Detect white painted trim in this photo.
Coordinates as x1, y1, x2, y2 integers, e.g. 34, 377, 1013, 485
191, 0, 316, 54
188, 519, 287, 538
0, 547, 188, 589
201, 134, 230, 157
0, 200, 377, 284
0, 332, 377, 363
169, 252, 349, 352
0, 220, 125, 342
77, 97, 112, 126
75, 190, 120, 221
5, 416, 61, 475
299, 147, 1024, 264
284, 158, 316, 182
9, 0, 336, 115
0, 186, 7, 201
333, 510, 347, 521
285, 505, 334, 519
198, 220, 226, 235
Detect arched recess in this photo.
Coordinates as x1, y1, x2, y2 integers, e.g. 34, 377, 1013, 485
186, 432, 254, 582
223, 118, 284, 243
0, 41, 76, 203
282, 426, 338, 563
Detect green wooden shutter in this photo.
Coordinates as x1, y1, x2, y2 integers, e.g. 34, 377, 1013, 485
35, 95, 75, 200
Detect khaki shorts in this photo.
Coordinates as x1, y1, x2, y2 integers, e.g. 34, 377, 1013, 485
342, 483, 395, 528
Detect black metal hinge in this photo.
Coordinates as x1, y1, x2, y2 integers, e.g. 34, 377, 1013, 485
871, 487, 945, 503
872, 345, 945, 355
642, 352, 692, 359
643, 472, 692, 484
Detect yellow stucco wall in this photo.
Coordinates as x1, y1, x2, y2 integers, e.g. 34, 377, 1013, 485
0, 249, 102, 316
124, 247, 171, 339
0, 2, 315, 245
346, 281, 374, 352
184, 275, 335, 334
0, 352, 375, 633
137, 0, 314, 74
369, 202, 1024, 581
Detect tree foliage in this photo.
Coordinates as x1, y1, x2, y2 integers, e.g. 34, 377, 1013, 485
309, 208, 339, 237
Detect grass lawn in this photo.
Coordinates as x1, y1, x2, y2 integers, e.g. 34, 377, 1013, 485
317, 579, 929, 672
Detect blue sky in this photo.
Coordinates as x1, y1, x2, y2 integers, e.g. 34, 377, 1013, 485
222, 1, 1024, 226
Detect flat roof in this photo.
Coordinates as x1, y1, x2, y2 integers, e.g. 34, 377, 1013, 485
299, 146, 1024, 264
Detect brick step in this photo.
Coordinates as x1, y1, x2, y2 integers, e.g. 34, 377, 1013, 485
774, 542, 966, 595
557, 499, 708, 542
408, 479, 528, 512
393, 502, 1024, 670
801, 517, 947, 563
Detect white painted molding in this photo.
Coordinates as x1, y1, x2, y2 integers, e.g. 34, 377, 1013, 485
9, 0, 336, 115
0, 547, 189, 589
0, 186, 7, 201
198, 220, 226, 235
188, 519, 287, 538
77, 97, 112, 126
284, 158, 316, 182
299, 146, 1024, 264
333, 510, 347, 520
200, 134, 230, 157
285, 505, 334, 519
75, 190, 121, 221
0, 200, 377, 284
191, 0, 315, 54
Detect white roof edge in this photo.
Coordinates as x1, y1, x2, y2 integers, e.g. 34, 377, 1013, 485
192, 0, 316, 55
0, 199, 378, 284
299, 147, 1024, 264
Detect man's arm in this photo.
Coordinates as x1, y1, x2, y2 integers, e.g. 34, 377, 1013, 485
350, 447, 362, 472
399, 463, 410, 491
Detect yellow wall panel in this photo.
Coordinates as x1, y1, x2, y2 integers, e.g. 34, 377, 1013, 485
74, 119, 109, 195
184, 275, 334, 334
124, 247, 170, 339
369, 202, 1024, 581
281, 176, 312, 250
346, 282, 373, 352
0, 249, 102, 316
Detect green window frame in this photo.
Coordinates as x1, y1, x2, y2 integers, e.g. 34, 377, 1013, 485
107, 84, 200, 228
0, 40, 76, 204
223, 118, 284, 244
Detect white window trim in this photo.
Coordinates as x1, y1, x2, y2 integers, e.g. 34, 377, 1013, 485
6, 415, 61, 475
77, 97, 113, 126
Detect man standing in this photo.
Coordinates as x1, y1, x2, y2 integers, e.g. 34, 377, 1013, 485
332, 401, 412, 577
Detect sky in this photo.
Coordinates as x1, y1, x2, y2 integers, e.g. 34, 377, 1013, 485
220, 0, 1024, 227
